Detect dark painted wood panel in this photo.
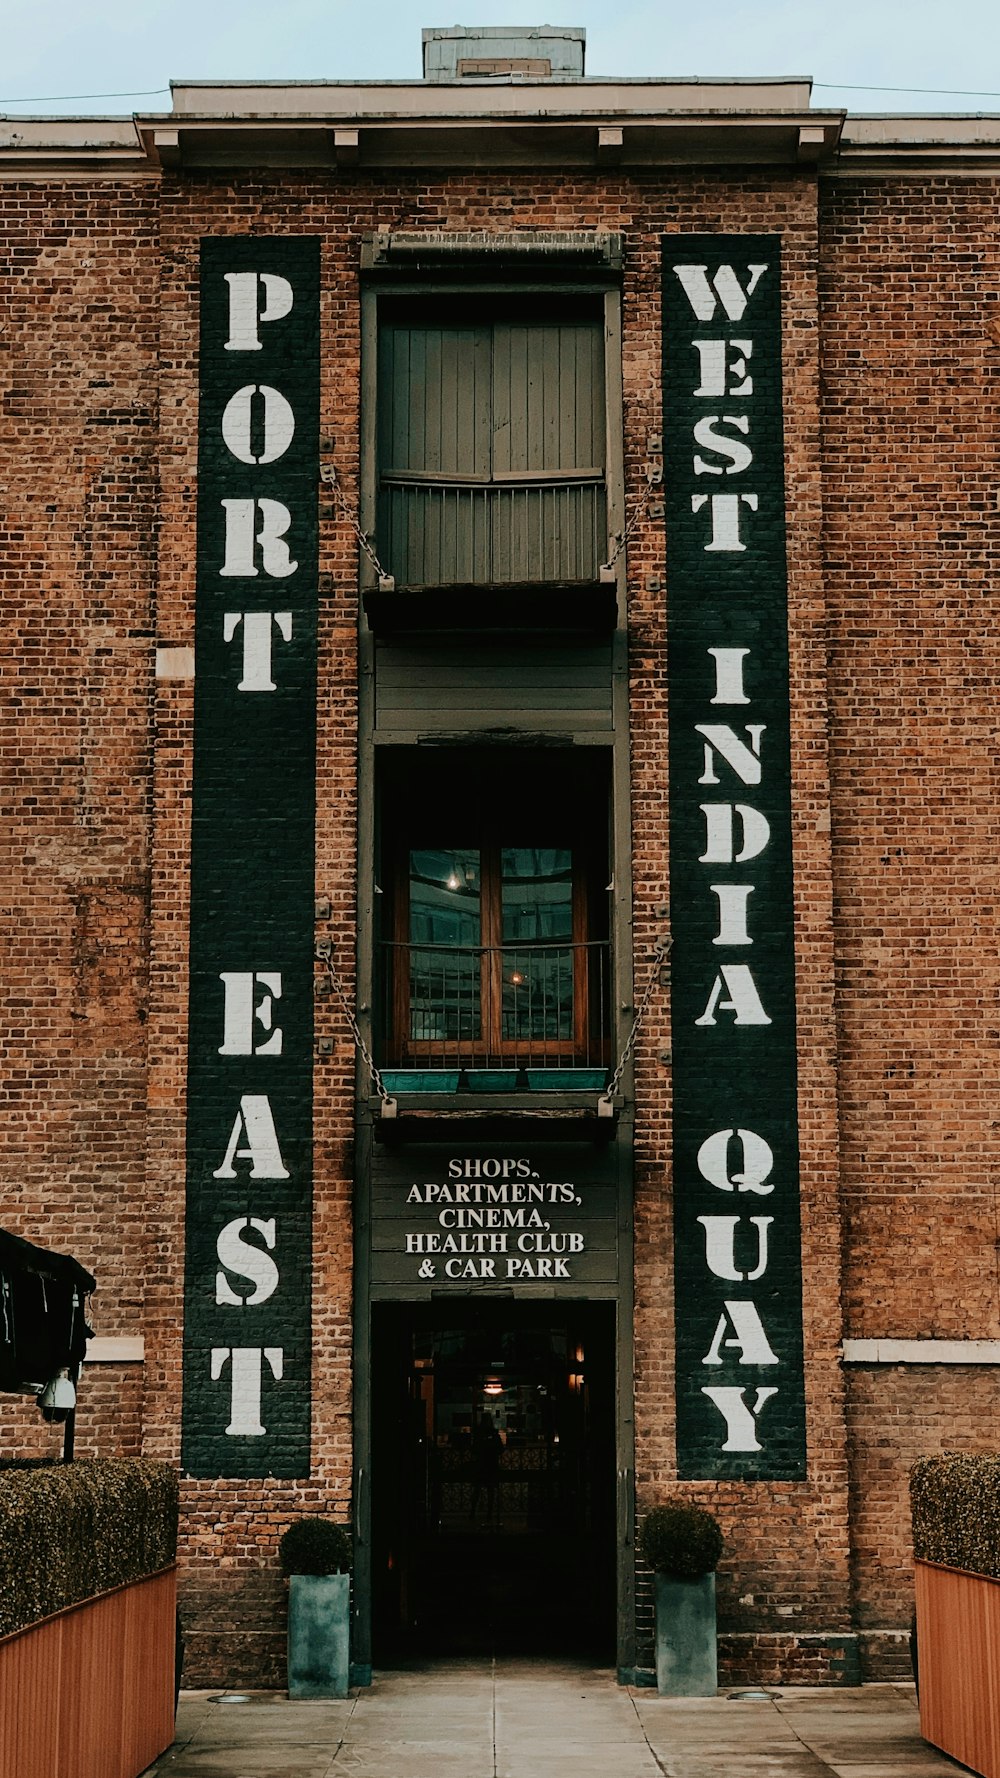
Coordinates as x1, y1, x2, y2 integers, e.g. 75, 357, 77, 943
377, 687, 612, 714
378, 642, 613, 683
370, 1138, 620, 1293
375, 638, 614, 734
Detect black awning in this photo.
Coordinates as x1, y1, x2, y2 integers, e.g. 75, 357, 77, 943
0, 1227, 95, 1396
0, 1228, 95, 1296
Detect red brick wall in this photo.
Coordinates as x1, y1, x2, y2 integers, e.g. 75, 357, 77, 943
821, 175, 1000, 1668
0, 180, 159, 1466
138, 165, 850, 1682
5, 153, 996, 1686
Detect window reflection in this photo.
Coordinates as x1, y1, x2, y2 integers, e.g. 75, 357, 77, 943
409, 849, 481, 1041
501, 848, 573, 942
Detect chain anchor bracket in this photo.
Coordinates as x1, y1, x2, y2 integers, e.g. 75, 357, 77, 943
597, 938, 669, 1115
316, 951, 395, 1113
319, 462, 395, 590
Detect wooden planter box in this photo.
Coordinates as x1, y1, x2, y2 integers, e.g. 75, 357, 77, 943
915, 1558, 1000, 1778
0, 1565, 177, 1778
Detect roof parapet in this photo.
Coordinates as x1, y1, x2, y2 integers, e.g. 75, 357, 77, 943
128, 78, 840, 172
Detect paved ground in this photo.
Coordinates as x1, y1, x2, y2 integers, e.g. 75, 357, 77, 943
149, 1664, 964, 1778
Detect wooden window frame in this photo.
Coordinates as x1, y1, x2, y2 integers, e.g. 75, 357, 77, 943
377, 750, 612, 1072
391, 837, 593, 1064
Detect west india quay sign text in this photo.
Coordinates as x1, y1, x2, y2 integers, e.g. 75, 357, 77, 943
662, 236, 806, 1480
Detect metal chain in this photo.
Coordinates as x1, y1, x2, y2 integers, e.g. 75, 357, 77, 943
602, 493, 649, 571
320, 465, 392, 584
320, 953, 393, 1104
321, 931, 668, 1112
602, 940, 670, 1103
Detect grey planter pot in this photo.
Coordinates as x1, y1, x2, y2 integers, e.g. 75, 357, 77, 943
654, 1571, 718, 1697
287, 1572, 350, 1699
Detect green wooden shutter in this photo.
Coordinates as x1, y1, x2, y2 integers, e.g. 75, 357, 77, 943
377, 312, 605, 585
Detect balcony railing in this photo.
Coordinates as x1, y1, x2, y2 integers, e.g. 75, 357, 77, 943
378, 476, 607, 586
378, 938, 611, 1077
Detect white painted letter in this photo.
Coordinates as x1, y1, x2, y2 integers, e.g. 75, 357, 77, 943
708, 646, 750, 704
703, 1300, 779, 1365
224, 272, 293, 352
697, 1215, 773, 1282
697, 1128, 775, 1196
220, 499, 298, 579
691, 492, 758, 552
699, 804, 771, 865
695, 964, 771, 1027
692, 338, 753, 398
709, 884, 754, 946
218, 971, 283, 1056
213, 1095, 289, 1180
223, 611, 293, 691
215, 1217, 280, 1306
696, 725, 765, 786
221, 384, 296, 466
693, 415, 753, 477
702, 1385, 777, 1452
211, 1346, 284, 1436
673, 263, 768, 323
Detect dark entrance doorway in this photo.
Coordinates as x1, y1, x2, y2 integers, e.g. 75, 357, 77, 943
371, 1300, 616, 1660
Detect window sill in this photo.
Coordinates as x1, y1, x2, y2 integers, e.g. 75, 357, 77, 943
380, 1069, 609, 1094
363, 580, 617, 637
367, 1071, 621, 1137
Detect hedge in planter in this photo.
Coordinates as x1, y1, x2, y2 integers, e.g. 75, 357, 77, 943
280, 1517, 352, 1699
911, 1453, 1000, 1578
0, 1457, 179, 1638
640, 1501, 724, 1697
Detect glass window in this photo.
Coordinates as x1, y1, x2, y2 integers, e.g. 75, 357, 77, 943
409, 849, 481, 1042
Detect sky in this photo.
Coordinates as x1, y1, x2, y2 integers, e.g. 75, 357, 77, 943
1, 0, 999, 117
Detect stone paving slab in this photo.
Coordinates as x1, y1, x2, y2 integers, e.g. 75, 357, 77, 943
152, 1753, 341, 1777
333, 1743, 494, 1776
147, 1667, 967, 1778
187, 1714, 354, 1747
828, 1768, 966, 1777
494, 1759, 660, 1778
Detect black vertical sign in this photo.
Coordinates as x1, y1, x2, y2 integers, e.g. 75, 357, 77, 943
182, 239, 319, 1477
663, 237, 806, 1480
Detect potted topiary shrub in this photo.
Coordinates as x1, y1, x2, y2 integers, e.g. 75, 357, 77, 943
639, 1500, 724, 1696
279, 1516, 352, 1699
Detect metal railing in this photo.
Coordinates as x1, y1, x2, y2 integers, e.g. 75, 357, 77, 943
378, 938, 611, 1072
378, 478, 607, 585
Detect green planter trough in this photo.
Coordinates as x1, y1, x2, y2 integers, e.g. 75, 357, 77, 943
287, 1572, 350, 1699
655, 1572, 718, 1697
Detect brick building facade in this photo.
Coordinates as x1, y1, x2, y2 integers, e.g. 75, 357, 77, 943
2, 28, 998, 1687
